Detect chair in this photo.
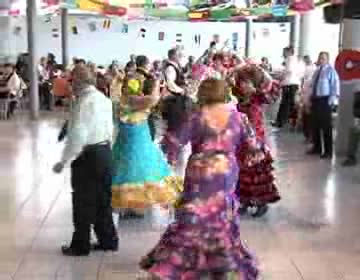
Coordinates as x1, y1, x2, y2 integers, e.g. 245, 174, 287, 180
0, 97, 10, 120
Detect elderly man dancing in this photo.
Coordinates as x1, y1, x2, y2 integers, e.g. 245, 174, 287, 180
53, 65, 118, 256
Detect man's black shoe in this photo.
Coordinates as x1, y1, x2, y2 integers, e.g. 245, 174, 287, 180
91, 243, 118, 252
320, 153, 332, 160
61, 245, 89, 257
307, 149, 321, 155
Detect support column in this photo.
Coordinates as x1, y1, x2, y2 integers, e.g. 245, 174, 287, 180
290, 14, 301, 57
61, 8, 69, 67
245, 18, 253, 58
299, 10, 316, 58
27, 0, 39, 120
335, 18, 360, 156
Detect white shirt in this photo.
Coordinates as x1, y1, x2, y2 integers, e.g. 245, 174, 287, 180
61, 86, 113, 164
38, 64, 49, 81
0, 72, 21, 96
164, 61, 184, 94
282, 56, 304, 86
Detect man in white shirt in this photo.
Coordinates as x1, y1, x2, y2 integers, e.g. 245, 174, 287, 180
273, 46, 304, 128
53, 65, 118, 256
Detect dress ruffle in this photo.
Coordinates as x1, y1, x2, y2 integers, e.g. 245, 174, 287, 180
140, 193, 259, 280
236, 146, 280, 205
112, 176, 183, 209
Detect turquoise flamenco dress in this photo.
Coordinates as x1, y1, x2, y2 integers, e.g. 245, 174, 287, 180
111, 95, 181, 210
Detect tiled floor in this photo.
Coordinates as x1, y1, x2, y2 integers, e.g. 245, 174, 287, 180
0, 112, 360, 280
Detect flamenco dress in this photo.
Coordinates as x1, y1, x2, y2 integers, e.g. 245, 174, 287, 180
111, 96, 181, 210
233, 86, 281, 215
140, 106, 259, 280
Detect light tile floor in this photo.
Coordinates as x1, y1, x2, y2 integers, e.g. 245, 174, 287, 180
0, 113, 360, 280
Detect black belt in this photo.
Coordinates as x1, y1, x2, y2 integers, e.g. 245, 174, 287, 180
84, 140, 110, 150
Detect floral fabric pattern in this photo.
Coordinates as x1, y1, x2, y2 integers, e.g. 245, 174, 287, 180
141, 105, 259, 279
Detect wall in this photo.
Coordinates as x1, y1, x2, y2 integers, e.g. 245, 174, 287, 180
1, 13, 339, 66
252, 22, 291, 66
300, 9, 340, 64
9, 17, 248, 65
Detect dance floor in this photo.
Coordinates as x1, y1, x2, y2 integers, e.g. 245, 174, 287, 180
0, 113, 360, 280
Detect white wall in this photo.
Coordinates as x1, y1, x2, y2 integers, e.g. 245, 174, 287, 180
1, 13, 340, 67
252, 22, 291, 67
9, 17, 248, 65
300, 9, 340, 64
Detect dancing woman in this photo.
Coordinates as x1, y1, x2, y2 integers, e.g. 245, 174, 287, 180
111, 70, 180, 215
140, 79, 260, 280
232, 64, 281, 217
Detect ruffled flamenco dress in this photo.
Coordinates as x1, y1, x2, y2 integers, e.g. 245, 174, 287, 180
111, 94, 182, 211
140, 105, 260, 280
232, 70, 281, 217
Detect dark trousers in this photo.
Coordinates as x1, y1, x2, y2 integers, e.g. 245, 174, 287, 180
39, 82, 52, 110
302, 110, 312, 141
161, 94, 193, 132
70, 143, 118, 252
276, 85, 298, 127
311, 97, 333, 155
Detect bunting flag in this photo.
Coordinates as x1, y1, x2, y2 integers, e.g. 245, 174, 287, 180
290, 0, 314, 12
72, 26, 78, 34
103, 19, 111, 29
42, 0, 60, 5
194, 34, 201, 46
52, 28, 59, 38
140, 28, 146, 38
122, 23, 128, 33
232, 32, 238, 51
69, 17, 78, 34
158, 32, 165, 41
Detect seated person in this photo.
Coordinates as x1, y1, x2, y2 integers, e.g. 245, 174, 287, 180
0, 63, 21, 118
52, 68, 72, 106
342, 91, 360, 166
